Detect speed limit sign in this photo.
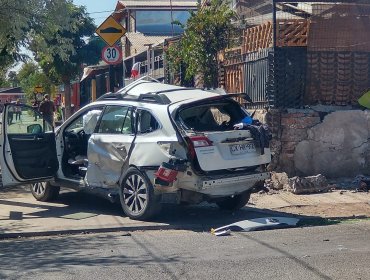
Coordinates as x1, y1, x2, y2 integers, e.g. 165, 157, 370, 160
102, 45, 122, 64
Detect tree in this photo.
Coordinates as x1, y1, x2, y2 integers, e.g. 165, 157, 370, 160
0, 0, 69, 67
31, 1, 99, 118
17, 62, 54, 103
0, 69, 10, 87
167, 0, 235, 88
7, 71, 18, 87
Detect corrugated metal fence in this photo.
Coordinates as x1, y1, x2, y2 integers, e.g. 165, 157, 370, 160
243, 49, 273, 109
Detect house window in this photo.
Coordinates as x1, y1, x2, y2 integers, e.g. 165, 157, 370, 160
136, 10, 192, 35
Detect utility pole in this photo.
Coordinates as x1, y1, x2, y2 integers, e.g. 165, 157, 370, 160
122, 47, 126, 87
144, 43, 153, 78
170, 0, 174, 36
109, 65, 115, 92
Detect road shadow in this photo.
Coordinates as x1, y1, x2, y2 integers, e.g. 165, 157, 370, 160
0, 187, 349, 236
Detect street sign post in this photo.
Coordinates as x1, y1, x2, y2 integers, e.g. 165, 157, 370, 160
96, 16, 126, 46
102, 46, 122, 64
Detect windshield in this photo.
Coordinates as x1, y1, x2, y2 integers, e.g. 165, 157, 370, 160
177, 101, 246, 132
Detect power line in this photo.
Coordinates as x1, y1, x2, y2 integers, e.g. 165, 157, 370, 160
88, 10, 115, 14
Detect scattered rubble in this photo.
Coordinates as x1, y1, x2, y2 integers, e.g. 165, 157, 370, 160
269, 172, 289, 190
352, 175, 370, 192
262, 173, 370, 195
286, 174, 329, 194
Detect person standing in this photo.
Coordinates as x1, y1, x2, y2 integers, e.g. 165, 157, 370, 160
7, 105, 14, 125
39, 94, 55, 126
15, 99, 22, 121
32, 99, 39, 121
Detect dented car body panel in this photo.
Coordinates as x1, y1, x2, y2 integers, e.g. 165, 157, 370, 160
0, 79, 271, 219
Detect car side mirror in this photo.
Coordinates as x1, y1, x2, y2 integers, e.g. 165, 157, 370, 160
27, 124, 42, 134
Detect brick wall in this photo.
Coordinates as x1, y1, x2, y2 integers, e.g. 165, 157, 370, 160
254, 109, 321, 176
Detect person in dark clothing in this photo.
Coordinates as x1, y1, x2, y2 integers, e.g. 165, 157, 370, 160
15, 99, 22, 121
32, 100, 39, 121
7, 105, 14, 125
39, 94, 55, 125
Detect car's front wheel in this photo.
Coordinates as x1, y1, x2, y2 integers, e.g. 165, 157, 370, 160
30, 182, 60, 202
216, 191, 251, 211
119, 168, 161, 220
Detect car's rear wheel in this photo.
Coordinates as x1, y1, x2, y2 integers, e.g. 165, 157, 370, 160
119, 168, 161, 220
216, 191, 251, 211
30, 182, 60, 202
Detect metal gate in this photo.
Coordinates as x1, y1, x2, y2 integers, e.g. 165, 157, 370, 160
244, 48, 272, 109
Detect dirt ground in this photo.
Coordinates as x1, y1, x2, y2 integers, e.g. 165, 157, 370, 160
2, 184, 370, 219
249, 189, 370, 218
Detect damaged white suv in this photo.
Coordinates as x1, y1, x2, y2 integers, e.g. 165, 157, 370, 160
0, 80, 271, 220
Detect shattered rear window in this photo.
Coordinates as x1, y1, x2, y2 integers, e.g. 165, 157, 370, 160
177, 101, 246, 132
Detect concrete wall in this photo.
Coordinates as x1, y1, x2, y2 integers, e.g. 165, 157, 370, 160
254, 108, 370, 178
295, 110, 370, 178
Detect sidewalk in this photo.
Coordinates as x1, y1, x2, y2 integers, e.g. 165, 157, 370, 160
0, 186, 171, 238
0, 185, 369, 238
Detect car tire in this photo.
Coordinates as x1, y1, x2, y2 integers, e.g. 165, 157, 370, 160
216, 191, 251, 211
30, 182, 60, 202
119, 167, 161, 220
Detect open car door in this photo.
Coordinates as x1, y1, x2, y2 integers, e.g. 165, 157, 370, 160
0, 104, 59, 187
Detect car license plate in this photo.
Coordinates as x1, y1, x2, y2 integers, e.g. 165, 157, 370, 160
229, 143, 256, 155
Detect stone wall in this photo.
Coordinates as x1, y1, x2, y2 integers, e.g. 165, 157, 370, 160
252, 108, 370, 178
295, 110, 370, 178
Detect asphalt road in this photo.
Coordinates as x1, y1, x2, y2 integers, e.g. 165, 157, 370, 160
1, 221, 370, 280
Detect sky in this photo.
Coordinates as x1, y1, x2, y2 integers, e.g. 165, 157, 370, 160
73, 0, 119, 26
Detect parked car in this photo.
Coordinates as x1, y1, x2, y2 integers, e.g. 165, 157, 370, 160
0, 79, 271, 220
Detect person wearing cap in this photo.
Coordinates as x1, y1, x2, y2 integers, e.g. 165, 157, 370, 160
39, 94, 55, 126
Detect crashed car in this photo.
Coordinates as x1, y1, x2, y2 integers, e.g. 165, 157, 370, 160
0, 79, 271, 220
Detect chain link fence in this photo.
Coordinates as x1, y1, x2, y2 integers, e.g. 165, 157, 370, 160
219, 0, 370, 108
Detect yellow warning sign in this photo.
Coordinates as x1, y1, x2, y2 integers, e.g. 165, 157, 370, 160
34, 86, 43, 93
96, 16, 126, 46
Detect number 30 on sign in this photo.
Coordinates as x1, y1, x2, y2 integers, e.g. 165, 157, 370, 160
102, 46, 122, 64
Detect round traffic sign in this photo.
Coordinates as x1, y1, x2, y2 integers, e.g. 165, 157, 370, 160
102, 46, 122, 64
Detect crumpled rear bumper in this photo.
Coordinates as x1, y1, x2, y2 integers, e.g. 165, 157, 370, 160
176, 171, 270, 197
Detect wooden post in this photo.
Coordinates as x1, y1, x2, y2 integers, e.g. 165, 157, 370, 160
91, 79, 97, 101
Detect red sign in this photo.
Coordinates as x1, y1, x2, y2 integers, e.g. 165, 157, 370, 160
102, 46, 122, 64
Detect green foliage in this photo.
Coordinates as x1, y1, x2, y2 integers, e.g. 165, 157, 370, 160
0, 70, 11, 87
166, 41, 182, 81
17, 62, 54, 103
29, 1, 99, 118
0, 0, 99, 81
0, 0, 68, 67
31, 1, 97, 83
168, 0, 235, 88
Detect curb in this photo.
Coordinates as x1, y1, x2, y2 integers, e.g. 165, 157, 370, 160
0, 223, 207, 240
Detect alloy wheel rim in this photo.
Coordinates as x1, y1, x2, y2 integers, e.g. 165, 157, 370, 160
32, 182, 46, 195
123, 174, 148, 214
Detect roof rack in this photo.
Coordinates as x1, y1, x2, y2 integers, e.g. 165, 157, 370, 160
119, 76, 161, 95
96, 92, 171, 104
147, 87, 196, 95
97, 77, 197, 104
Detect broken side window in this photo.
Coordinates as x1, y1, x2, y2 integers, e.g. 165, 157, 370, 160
177, 101, 245, 132
138, 110, 160, 133
98, 105, 133, 134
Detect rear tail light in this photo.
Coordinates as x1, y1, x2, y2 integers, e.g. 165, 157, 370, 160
189, 136, 213, 147
186, 136, 213, 160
